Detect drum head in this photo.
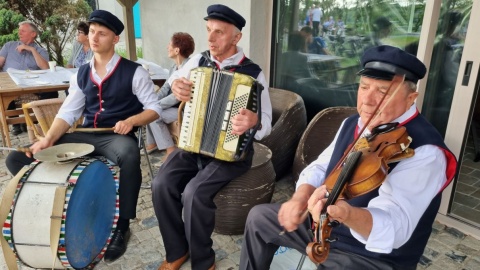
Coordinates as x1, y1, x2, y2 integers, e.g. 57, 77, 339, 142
65, 159, 116, 268
34, 143, 94, 162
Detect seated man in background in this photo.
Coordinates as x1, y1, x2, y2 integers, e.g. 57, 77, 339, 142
0, 20, 58, 135
6, 10, 161, 263
239, 45, 458, 270
300, 26, 329, 55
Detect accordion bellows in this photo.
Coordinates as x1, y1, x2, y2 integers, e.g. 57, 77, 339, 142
178, 67, 260, 162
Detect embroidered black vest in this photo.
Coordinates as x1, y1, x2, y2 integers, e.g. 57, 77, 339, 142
77, 58, 143, 128
325, 113, 457, 268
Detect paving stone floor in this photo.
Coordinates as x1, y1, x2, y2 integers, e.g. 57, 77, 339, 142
0, 131, 479, 269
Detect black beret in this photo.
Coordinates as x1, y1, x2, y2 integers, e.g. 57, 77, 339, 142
88, 10, 124, 35
204, 4, 246, 31
357, 45, 427, 83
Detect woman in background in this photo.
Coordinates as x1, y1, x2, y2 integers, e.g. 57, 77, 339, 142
145, 32, 195, 162
67, 22, 93, 68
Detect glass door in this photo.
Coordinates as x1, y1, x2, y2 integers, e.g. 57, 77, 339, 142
437, 0, 480, 236
271, 0, 428, 121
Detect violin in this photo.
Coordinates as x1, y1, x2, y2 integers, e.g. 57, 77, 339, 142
305, 75, 415, 264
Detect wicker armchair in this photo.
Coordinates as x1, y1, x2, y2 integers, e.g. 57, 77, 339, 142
259, 88, 307, 179
214, 142, 275, 235
22, 98, 67, 143
292, 106, 357, 180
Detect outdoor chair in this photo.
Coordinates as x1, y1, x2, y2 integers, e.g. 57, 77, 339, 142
292, 106, 357, 180
259, 88, 307, 179
213, 142, 275, 235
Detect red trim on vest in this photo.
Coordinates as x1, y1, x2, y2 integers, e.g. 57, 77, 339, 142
90, 58, 122, 128
439, 148, 458, 192
398, 109, 419, 126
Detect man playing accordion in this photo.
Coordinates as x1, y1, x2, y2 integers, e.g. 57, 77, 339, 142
152, 4, 272, 270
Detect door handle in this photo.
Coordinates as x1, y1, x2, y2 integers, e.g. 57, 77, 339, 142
462, 61, 473, 86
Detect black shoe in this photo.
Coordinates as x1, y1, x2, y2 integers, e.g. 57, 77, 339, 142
20, 123, 27, 132
104, 228, 130, 263
11, 124, 22, 136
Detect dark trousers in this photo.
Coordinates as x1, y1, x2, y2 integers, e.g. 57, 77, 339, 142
5, 132, 141, 219
239, 203, 403, 270
313, 21, 320, 36
152, 148, 253, 270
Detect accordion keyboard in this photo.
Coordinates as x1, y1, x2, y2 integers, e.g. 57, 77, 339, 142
178, 67, 258, 161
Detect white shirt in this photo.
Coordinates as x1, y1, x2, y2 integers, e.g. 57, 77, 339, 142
311, 8, 323, 22
167, 47, 272, 140
296, 105, 448, 253
58, 53, 161, 126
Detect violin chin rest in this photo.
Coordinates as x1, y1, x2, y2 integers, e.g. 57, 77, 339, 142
388, 148, 415, 163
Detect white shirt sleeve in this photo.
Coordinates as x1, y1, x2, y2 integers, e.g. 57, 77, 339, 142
350, 145, 448, 253
254, 71, 272, 140
56, 72, 85, 126
132, 66, 162, 117
167, 54, 203, 84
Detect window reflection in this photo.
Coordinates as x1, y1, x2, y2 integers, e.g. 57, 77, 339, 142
421, 7, 469, 137
272, 0, 426, 121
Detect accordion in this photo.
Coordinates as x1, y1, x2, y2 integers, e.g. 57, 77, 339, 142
178, 67, 263, 162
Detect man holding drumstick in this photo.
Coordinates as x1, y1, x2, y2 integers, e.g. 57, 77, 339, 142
6, 10, 160, 263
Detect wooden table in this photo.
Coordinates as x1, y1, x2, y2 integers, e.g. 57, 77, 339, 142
0, 72, 69, 147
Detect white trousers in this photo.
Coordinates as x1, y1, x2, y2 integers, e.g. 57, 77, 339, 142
146, 107, 178, 150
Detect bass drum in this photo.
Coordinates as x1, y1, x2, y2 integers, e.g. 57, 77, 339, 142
2, 157, 118, 269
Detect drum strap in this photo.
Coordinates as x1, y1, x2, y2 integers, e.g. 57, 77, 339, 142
0, 166, 29, 270
50, 186, 67, 269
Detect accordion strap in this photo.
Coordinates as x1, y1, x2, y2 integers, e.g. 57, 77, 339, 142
200, 50, 255, 71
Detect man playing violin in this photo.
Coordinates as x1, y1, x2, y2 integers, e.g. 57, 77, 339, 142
239, 45, 458, 270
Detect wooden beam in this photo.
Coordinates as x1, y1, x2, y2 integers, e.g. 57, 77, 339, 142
117, 0, 138, 61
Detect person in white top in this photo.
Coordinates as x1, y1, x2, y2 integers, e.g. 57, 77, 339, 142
311, 5, 323, 36
144, 32, 195, 162
239, 45, 458, 270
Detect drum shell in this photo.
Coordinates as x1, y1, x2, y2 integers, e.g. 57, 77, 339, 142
4, 157, 118, 269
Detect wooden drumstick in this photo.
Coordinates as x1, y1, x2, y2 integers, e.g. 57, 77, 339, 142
0, 147, 32, 153
72, 127, 115, 132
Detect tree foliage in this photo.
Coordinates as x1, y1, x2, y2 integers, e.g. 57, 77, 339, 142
2, 0, 91, 65
0, 8, 25, 46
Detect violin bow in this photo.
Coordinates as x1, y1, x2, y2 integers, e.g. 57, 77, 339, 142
330, 74, 406, 174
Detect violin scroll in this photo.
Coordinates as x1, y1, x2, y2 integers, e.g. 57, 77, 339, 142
307, 216, 339, 264
306, 242, 328, 264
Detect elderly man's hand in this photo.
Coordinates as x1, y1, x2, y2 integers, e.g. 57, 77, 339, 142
231, 108, 258, 135
278, 197, 308, 232
307, 185, 330, 223
171, 78, 193, 102
16, 44, 33, 53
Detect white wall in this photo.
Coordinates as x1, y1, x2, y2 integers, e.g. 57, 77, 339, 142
140, 0, 272, 81
97, 0, 129, 46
